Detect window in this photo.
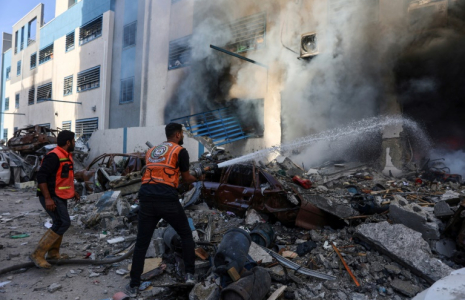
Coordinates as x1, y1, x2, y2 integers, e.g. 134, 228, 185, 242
226, 12, 266, 53
14, 127, 18, 134
120, 77, 134, 103
168, 35, 191, 70
15, 94, 19, 109
123, 22, 136, 48
17, 60, 21, 76
38, 123, 51, 129
75, 118, 98, 140
28, 87, 35, 105
30, 53, 37, 69
79, 15, 102, 45
37, 82, 52, 103
66, 31, 75, 52
39, 44, 54, 64
28, 18, 37, 46
6, 67, 10, 80
64, 75, 73, 96
3, 129, 8, 141
20, 26, 25, 51
14, 31, 18, 54
77, 66, 100, 92
5, 98, 9, 111
62, 121, 71, 131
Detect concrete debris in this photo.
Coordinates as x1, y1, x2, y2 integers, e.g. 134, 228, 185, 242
47, 283, 62, 293
390, 279, 420, 297
248, 242, 272, 263
189, 275, 220, 300
434, 201, 454, 218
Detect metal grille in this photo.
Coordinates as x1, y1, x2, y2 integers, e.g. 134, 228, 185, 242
226, 12, 266, 53
120, 77, 134, 103
15, 94, 19, 109
66, 31, 75, 51
79, 15, 103, 45
6, 67, 10, 80
17, 60, 21, 76
39, 44, 54, 64
28, 87, 35, 105
37, 82, 52, 103
77, 66, 100, 92
64, 75, 73, 96
5, 98, 9, 111
168, 35, 191, 70
75, 118, 98, 140
62, 121, 71, 131
123, 22, 136, 48
30, 53, 37, 69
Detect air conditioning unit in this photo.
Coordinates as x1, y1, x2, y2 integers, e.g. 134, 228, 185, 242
300, 32, 318, 58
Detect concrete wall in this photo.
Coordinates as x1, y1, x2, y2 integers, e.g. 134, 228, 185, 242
85, 125, 200, 164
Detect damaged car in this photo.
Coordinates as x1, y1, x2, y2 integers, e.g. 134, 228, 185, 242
7, 125, 58, 154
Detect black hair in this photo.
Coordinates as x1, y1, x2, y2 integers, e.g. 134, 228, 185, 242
57, 130, 75, 147
165, 123, 183, 139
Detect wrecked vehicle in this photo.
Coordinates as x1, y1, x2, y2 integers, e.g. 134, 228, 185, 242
7, 125, 58, 154
75, 153, 145, 195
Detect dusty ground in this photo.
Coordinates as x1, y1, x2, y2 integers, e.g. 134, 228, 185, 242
0, 188, 130, 300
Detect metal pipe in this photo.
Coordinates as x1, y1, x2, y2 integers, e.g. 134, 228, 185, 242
42, 99, 82, 105
210, 45, 268, 69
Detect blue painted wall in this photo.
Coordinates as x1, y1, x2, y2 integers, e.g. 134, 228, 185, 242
40, 0, 113, 48
124, 0, 138, 24
1, 49, 12, 138
119, 0, 138, 96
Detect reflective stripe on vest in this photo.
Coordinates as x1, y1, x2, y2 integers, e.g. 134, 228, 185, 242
141, 142, 182, 188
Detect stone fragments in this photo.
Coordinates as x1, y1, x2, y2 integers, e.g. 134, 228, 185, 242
390, 279, 420, 297
47, 283, 62, 293
189, 275, 220, 300
355, 221, 453, 284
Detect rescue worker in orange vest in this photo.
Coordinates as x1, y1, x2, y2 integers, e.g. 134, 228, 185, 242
126, 123, 199, 296
30, 130, 80, 269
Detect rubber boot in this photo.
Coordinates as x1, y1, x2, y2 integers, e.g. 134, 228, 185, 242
47, 235, 69, 259
29, 229, 60, 269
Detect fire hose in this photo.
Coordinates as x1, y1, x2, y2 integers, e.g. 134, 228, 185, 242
0, 243, 135, 276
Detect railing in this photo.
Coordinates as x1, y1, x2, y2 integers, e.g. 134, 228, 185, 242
171, 107, 250, 146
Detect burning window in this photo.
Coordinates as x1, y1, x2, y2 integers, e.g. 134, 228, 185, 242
168, 35, 191, 70
28, 87, 35, 105
123, 22, 136, 48
229, 98, 264, 137
37, 82, 52, 103
120, 77, 134, 103
64, 75, 73, 96
75, 118, 98, 140
225, 12, 266, 54
30, 53, 37, 69
66, 31, 75, 52
77, 66, 100, 92
79, 15, 103, 45
39, 44, 54, 65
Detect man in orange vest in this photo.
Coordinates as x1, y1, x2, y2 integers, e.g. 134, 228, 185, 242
30, 130, 80, 268
126, 123, 199, 296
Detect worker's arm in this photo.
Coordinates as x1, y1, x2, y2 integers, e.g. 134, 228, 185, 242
179, 149, 199, 185
36, 154, 59, 211
38, 182, 55, 211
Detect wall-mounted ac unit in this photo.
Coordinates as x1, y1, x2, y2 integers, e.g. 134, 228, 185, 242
300, 32, 318, 58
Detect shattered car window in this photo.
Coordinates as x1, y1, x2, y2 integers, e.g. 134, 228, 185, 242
227, 165, 254, 187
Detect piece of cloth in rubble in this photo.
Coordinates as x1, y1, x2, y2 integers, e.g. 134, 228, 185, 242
138, 148, 189, 200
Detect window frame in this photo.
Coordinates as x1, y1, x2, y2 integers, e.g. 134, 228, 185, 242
17, 60, 21, 76
15, 93, 19, 109
30, 52, 37, 70
79, 15, 103, 46
168, 35, 192, 70
39, 44, 54, 65
123, 22, 137, 49
5, 97, 9, 111
37, 82, 53, 103
6, 67, 11, 80
64, 75, 73, 96
120, 77, 134, 104
62, 121, 72, 131
28, 87, 35, 105
65, 31, 75, 52
77, 65, 100, 93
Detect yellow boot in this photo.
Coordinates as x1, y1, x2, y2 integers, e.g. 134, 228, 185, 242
47, 235, 69, 259
29, 229, 60, 269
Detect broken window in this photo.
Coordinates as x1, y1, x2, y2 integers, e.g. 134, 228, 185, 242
28, 18, 36, 46
6, 67, 10, 80
30, 53, 37, 69
77, 66, 100, 92
229, 98, 264, 137
227, 165, 254, 187
62, 121, 71, 131
28, 87, 35, 105
39, 44, 54, 65
5, 98, 9, 111
15, 94, 19, 109
64, 75, 73, 96
168, 35, 191, 70
120, 77, 134, 103
225, 12, 266, 54
79, 15, 102, 45
75, 117, 98, 140
17, 60, 21, 76
66, 31, 75, 52
123, 22, 136, 48
37, 82, 52, 103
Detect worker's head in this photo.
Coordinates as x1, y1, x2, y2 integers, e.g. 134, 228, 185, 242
57, 130, 76, 152
165, 123, 184, 145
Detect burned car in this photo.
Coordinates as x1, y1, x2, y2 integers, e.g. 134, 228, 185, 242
7, 125, 58, 154
74, 153, 145, 195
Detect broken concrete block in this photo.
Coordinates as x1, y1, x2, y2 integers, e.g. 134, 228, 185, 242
355, 221, 452, 284
96, 190, 121, 213
189, 276, 220, 300
441, 190, 461, 202
248, 242, 272, 263
385, 264, 401, 275
389, 195, 440, 240
86, 192, 104, 203
434, 201, 454, 218
47, 283, 62, 293
245, 209, 263, 225
116, 197, 130, 216
390, 279, 420, 297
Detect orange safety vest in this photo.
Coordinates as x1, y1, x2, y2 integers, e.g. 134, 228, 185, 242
142, 142, 183, 188
38, 146, 75, 199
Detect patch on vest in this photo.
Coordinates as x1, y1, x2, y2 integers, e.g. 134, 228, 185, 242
148, 144, 169, 163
